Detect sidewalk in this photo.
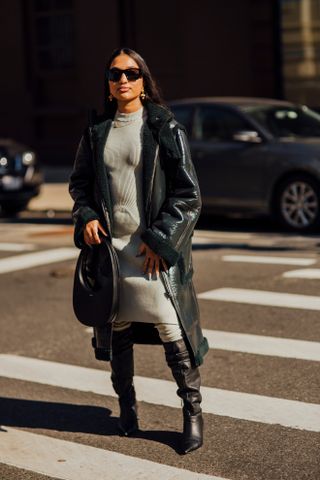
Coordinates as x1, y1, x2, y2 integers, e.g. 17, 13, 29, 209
28, 167, 73, 212
28, 183, 73, 212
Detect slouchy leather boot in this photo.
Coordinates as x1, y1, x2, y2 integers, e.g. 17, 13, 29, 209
111, 327, 139, 436
163, 338, 203, 454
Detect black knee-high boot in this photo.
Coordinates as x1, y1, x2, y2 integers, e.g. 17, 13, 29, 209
110, 327, 139, 436
163, 338, 203, 454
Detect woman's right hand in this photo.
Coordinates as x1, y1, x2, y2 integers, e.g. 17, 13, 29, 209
83, 220, 108, 245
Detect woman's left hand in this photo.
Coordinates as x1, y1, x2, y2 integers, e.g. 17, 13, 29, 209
137, 242, 168, 279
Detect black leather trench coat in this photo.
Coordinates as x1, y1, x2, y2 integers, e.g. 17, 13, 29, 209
69, 99, 209, 367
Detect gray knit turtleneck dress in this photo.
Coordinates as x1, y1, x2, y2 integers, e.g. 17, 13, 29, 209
103, 105, 182, 342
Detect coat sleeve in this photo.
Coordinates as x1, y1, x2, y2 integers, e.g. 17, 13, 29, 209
68, 129, 101, 248
141, 126, 202, 267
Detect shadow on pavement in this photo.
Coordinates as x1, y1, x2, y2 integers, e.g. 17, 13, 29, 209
0, 397, 181, 453
192, 243, 303, 252
132, 429, 182, 453
196, 213, 320, 236
196, 213, 276, 233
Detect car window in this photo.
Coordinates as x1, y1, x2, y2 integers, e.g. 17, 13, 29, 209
196, 105, 252, 142
243, 105, 320, 138
170, 105, 193, 138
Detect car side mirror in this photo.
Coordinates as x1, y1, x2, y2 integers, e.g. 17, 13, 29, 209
232, 131, 262, 143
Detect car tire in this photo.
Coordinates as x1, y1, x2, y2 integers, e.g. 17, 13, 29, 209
273, 174, 320, 232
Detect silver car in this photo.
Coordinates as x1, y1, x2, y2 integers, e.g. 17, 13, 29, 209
169, 97, 320, 232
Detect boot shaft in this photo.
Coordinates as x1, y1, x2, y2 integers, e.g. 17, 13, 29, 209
163, 338, 202, 415
111, 327, 135, 398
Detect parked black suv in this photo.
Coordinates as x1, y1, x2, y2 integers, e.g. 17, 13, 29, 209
0, 138, 43, 214
170, 97, 320, 232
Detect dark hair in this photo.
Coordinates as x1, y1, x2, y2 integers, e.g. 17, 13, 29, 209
104, 47, 167, 115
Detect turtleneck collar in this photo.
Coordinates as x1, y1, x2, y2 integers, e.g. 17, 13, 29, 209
102, 99, 173, 130
113, 105, 146, 128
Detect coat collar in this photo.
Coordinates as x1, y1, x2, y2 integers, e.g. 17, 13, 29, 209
97, 99, 174, 131
144, 100, 174, 131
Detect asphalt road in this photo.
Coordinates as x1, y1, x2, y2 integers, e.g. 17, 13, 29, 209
0, 215, 319, 480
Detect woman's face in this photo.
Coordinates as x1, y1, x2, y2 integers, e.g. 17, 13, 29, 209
108, 54, 144, 104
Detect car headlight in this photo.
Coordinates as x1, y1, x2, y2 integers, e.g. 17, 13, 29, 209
22, 151, 36, 165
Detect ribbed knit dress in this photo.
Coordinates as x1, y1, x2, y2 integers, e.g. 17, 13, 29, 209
103, 105, 181, 341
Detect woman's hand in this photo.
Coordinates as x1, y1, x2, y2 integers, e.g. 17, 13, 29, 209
137, 242, 168, 279
83, 220, 108, 245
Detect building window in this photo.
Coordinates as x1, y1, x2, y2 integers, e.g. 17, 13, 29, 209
33, 0, 74, 71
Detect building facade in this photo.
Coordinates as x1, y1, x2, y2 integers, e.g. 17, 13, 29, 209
0, 0, 307, 165
281, 0, 320, 105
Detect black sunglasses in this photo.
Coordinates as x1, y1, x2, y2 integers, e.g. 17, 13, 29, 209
107, 67, 142, 82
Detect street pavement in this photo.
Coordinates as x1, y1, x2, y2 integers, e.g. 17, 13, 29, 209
0, 198, 319, 479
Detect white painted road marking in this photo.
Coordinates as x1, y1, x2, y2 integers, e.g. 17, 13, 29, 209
283, 268, 320, 279
0, 242, 36, 252
222, 255, 317, 266
194, 231, 253, 240
84, 327, 320, 361
198, 288, 320, 311
202, 329, 320, 362
0, 248, 78, 274
0, 355, 319, 432
0, 427, 224, 480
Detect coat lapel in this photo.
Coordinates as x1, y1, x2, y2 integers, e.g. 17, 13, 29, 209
92, 118, 114, 228
142, 101, 180, 220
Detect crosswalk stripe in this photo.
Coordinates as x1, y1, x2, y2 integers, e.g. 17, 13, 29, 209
202, 329, 320, 362
194, 231, 253, 240
84, 327, 320, 361
222, 255, 316, 266
283, 268, 320, 279
0, 355, 319, 432
0, 243, 36, 252
0, 427, 224, 480
198, 287, 320, 311
0, 248, 78, 274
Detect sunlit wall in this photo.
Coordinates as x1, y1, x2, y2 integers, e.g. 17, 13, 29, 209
281, 0, 320, 105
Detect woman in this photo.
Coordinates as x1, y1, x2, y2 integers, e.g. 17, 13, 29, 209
69, 47, 208, 454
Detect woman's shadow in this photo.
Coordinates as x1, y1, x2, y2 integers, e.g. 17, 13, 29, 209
0, 397, 182, 453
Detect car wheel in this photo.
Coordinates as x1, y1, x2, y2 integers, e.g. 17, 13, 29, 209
274, 175, 320, 232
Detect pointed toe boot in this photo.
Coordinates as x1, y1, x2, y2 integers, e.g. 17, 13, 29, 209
163, 338, 204, 454
182, 410, 203, 454
111, 327, 139, 436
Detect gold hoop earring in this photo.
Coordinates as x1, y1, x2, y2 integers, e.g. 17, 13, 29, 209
108, 94, 113, 102
140, 89, 146, 100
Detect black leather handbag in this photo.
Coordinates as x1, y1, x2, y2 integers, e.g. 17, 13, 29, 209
72, 236, 120, 327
